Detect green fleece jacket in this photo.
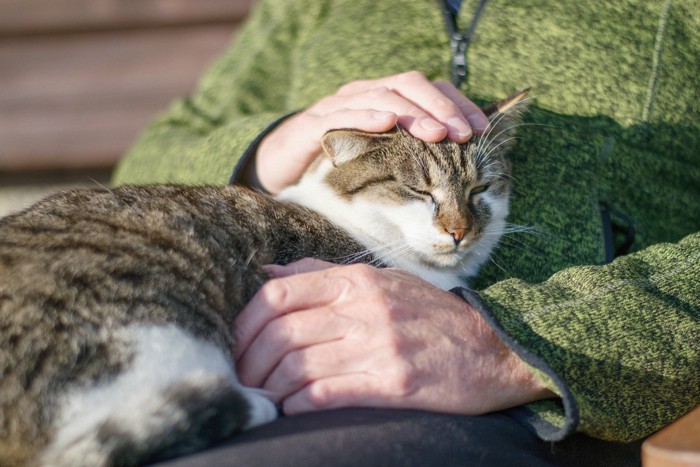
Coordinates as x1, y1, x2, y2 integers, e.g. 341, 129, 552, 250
113, 0, 699, 443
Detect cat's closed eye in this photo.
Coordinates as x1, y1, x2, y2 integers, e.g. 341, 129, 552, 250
470, 184, 489, 196
406, 186, 435, 202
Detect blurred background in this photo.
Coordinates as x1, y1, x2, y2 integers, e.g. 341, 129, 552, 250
0, 0, 256, 217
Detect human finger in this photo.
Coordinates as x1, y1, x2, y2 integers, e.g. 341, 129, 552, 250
297, 107, 399, 141
256, 108, 398, 193
313, 87, 449, 142
433, 81, 489, 133
263, 258, 338, 278
236, 306, 353, 388
337, 71, 477, 141
260, 335, 365, 402
234, 264, 362, 358
384, 72, 475, 140
281, 372, 407, 415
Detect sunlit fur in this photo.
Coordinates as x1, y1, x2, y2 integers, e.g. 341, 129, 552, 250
278, 96, 525, 290
0, 93, 527, 467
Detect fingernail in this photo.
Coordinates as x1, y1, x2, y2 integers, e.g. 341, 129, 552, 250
447, 117, 473, 139
372, 110, 395, 120
467, 113, 490, 132
419, 118, 445, 132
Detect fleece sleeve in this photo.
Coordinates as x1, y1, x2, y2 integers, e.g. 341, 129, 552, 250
456, 231, 700, 443
111, 0, 305, 186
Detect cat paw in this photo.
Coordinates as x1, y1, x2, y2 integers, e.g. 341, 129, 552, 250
240, 387, 278, 429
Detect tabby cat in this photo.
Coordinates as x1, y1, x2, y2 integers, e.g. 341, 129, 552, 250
0, 91, 527, 466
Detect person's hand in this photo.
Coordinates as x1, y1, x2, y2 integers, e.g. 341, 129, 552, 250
249, 71, 489, 193
234, 259, 555, 416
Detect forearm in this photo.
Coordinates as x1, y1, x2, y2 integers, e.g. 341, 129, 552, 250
112, 110, 287, 186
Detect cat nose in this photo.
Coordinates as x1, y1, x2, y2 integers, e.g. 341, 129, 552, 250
447, 227, 467, 244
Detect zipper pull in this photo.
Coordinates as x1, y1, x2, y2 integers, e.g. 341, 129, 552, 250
449, 32, 469, 88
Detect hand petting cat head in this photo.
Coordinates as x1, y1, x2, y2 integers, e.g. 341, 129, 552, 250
278, 90, 529, 289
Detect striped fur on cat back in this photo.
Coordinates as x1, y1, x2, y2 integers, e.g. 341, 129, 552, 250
0, 90, 527, 467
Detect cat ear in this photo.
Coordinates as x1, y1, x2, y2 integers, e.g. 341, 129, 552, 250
321, 130, 395, 165
481, 88, 530, 120
477, 88, 530, 152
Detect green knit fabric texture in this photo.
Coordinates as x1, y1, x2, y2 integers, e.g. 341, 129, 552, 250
113, 0, 700, 443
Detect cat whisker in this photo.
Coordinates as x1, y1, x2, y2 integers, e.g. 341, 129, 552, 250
88, 177, 115, 195
492, 236, 540, 255
477, 119, 535, 154
485, 251, 510, 274
335, 249, 375, 265
477, 105, 511, 143
244, 248, 258, 268
479, 121, 558, 163
503, 223, 554, 241
498, 222, 542, 235
482, 222, 551, 256
476, 98, 529, 150
478, 137, 519, 165
482, 222, 540, 239
476, 126, 518, 164
476, 105, 552, 165
464, 242, 510, 276
334, 238, 410, 266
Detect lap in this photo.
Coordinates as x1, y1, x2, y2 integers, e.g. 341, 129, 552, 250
150, 408, 641, 467
150, 408, 640, 467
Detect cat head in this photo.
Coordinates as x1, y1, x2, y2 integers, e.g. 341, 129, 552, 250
279, 90, 529, 286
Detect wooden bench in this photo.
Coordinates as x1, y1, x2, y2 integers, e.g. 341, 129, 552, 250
0, 0, 256, 172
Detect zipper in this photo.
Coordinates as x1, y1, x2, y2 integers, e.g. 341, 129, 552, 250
438, 0, 490, 89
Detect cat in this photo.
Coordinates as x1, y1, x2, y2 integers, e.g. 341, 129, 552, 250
0, 90, 527, 467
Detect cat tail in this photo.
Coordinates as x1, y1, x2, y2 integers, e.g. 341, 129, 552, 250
39, 325, 277, 467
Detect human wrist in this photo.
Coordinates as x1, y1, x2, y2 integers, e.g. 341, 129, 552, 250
503, 346, 557, 404
468, 305, 556, 411
253, 134, 280, 193
229, 111, 300, 190
451, 287, 558, 412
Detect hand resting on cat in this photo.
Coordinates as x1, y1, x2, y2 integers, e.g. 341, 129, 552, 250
235, 258, 554, 416
236, 73, 555, 417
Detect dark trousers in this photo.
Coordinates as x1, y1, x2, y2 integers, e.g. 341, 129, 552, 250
152, 408, 642, 467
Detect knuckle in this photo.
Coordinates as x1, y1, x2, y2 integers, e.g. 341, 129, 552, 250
388, 361, 418, 397
259, 278, 292, 308
370, 294, 399, 322
364, 85, 391, 100
305, 380, 333, 409
261, 319, 287, 347
279, 350, 306, 383
382, 329, 406, 355
396, 70, 428, 85
265, 315, 299, 348
310, 95, 340, 114
431, 95, 458, 113
457, 99, 479, 114
346, 263, 381, 284
404, 106, 426, 118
